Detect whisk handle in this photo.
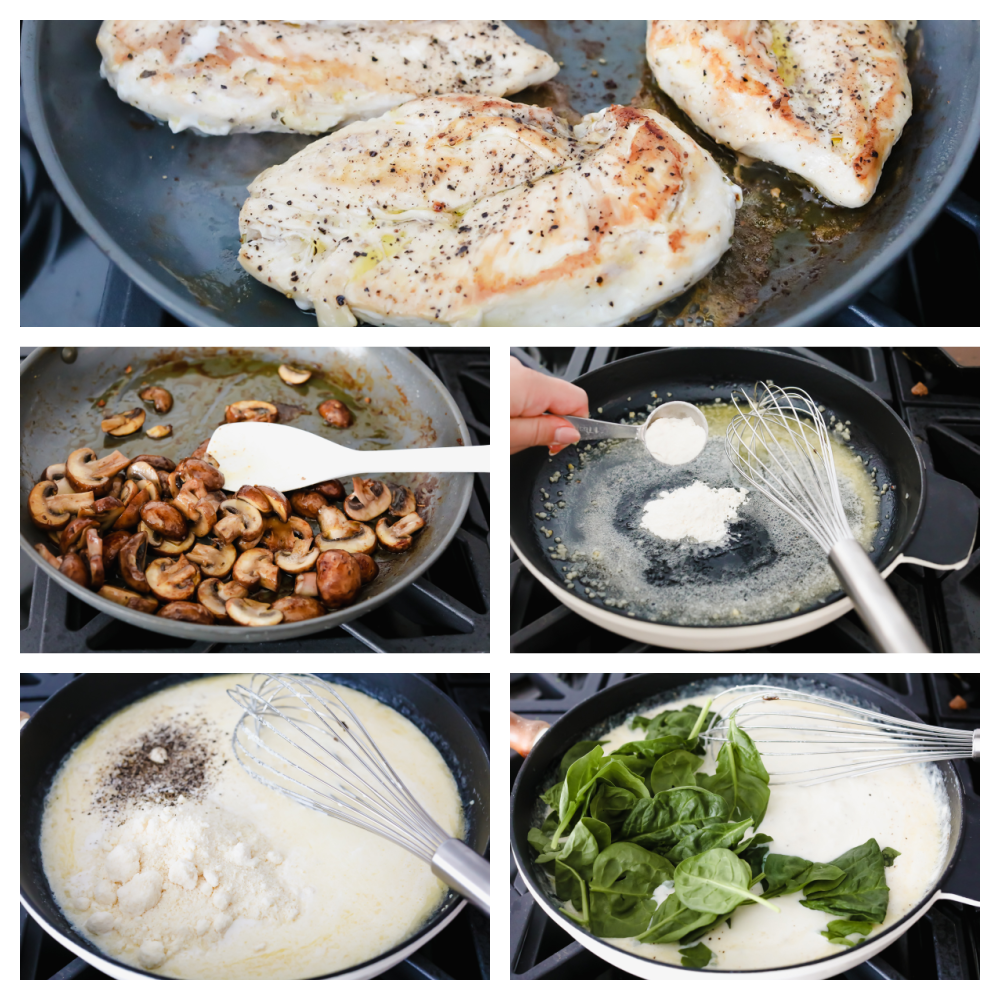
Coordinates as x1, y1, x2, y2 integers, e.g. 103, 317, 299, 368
432, 839, 490, 917
829, 539, 929, 653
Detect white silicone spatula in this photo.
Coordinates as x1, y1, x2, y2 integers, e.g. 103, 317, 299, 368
206, 422, 489, 492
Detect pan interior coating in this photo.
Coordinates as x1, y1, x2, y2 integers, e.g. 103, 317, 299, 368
535, 401, 883, 626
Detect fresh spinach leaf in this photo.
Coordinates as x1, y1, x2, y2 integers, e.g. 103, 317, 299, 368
668, 817, 755, 863
527, 826, 552, 858
673, 848, 780, 915
555, 859, 589, 920
588, 888, 658, 938
613, 736, 696, 762
800, 839, 891, 923
621, 786, 728, 852
540, 781, 563, 810
637, 892, 718, 944
734, 832, 773, 880
678, 942, 714, 968
650, 749, 704, 793
629, 702, 716, 753
535, 816, 612, 880
591, 842, 675, 896
761, 854, 846, 899
881, 846, 901, 867
820, 918, 874, 947
560, 741, 608, 779
696, 714, 770, 827
589, 783, 639, 834
552, 750, 649, 845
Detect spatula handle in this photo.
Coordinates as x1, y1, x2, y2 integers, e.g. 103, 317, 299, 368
346, 444, 490, 475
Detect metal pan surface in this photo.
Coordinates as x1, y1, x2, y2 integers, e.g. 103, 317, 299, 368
510, 349, 978, 650
20, 347, 473, 642
21, 21, 979, 326
21, 672, 489, 980
511, 672, 976, 980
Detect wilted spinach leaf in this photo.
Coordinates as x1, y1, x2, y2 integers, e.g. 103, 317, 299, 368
678, 942, 714, 968
761, 854, 846, 899
536, 816, 612, 881
588, 843, 675, 937
881, 846, 901, 867
696, 715, 770, 827
800, 839, 891, 923
650, 749, 704, 793
668, 817, 755, 863
821, 918, 874, 947
560, 740, 608, 779
638, 892, 718, 944
734, 832, 773, 880
621, 786, 728, 853
673, 848, 780, 914
589, 782, 640, 834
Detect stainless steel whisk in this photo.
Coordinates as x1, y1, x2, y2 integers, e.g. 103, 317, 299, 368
228, 673, 490, 915
705, 684, 979, 784
725, 382, 928, 652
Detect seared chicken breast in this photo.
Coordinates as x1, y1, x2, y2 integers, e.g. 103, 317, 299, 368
237, 95, 742, 327
647, 20, 913, 207
97, 20, 558, 135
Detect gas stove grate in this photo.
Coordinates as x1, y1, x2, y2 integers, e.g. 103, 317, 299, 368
510, 347, 978, 654
510, 673, 979, 981
20, 673, 490, 980
20, 348, 489, 654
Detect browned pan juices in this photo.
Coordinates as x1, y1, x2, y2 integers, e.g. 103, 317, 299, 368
510, 21, 922, 327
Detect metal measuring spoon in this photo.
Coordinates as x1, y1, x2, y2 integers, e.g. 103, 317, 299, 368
559, 401, 709, 464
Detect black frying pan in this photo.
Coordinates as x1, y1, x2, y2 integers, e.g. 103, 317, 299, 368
511, 672, 978, 978
20, 21, 979, 326
21, 673, 489, 980
510, 349, 979, 649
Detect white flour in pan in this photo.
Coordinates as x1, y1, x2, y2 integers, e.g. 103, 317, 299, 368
40, 675, 465, 979
640, 481, 747, 544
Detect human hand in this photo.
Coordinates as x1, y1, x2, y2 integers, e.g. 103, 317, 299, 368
510, 357, 589, 454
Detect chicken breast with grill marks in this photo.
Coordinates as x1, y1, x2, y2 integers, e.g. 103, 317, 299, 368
97, 20, 558, 136
237, 95, 743, 327
647, 20, 913, 207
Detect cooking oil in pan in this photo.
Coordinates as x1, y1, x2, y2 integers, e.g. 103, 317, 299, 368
536, 402, 881, 627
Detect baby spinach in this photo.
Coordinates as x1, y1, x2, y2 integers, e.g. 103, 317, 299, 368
631, 702, 717, 753
678, 942, 714, 968
535, 816, 612, 880
668, 817, 755, 863
881, 846, 901, 867
821, 918, 874, 947
761, 854, 846, 899
589, 782, 640, 834
800, 839, 894, 924
588, 889, 659, 938
650, 749, 704, 793
621, 786, 728, 853
560, 740, 608, 779
673, 849, 780, 915
734, 832, 773, 880
637, 892, 719, 944
555, 859, 589, 921
588, 843, 675, 938
696, 714, 770, 827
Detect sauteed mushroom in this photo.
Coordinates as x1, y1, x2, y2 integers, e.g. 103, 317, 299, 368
344, 477, 390, 521
351, 552, 380, 586
146, 424, 172, 439
215, 498, 264, 547
175, 458, 225, 492
187, 542, 237, 578
315, 505, 376, 555
101, 407, 145, 436
291, 490, 328, 518
225, 400, 278, 423
34, 543, 62, 570
41, 463, 73, 494
84, 527, 104, 589
119, 534, 150, 592
278, 365, 312, 386
101, 531, 131, 573
294, 572, 319, 598
92, 496, 125, 532
389, 485, 417, 517
316, 550, 362, 608
158, 601, 214, 625
98, 585, 159, 614
139, 385, 173, 413
236, 484, 291, 522
261, 514, 312, 553
233, 548, 279, 591
226, 597, 283, 627
28, 481, 95, 531
314, 479, 346, 502
141, 501, 188, 541
197, 579, 249, 619
271, 596, 325, 622
318, 399, 353, 428
116, 484, 151, 532
375, 512, 426, 552
275, 538, 318, 574
60, 517, 100, 554
60, 551, 89, 587
146, 554, 200, 602
65, 447, 131, 496
133, 454, 176, 471
129, 461, 162, 501
190, 438, 211, 461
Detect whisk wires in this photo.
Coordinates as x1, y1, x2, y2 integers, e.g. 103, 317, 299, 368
725, 383, 853, 554
228, 673, 449, 863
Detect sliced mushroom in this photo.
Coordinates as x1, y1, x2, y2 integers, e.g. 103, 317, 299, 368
28, 481, 95, 531
256, 486, 291, 522
197, 579, 249, 619
139, 385, 173, 414
271, 596, 325, 622
233, 548, 279, 591
98, 585, 159, 614
133, 454, 176, 472
314, 479, 346, 502
261, 514, 312, 553
294, 572, 319, 598
42, 463, 69, 489
115, 484, 151, 532
235, 485, 272, 513
141, 501, 188, 541
157, 601, 215, 625
101, 531, 132, 573
60, 517, 100, 555
226, 598, 283, 627
129, 461, 162, 501
389, 485, 417, 517
291, 490, 328, 518
101, 407, 145, 436
278, 364, 312, 386
375, 513, 426, 552
191, 438, 211, 461
146, 554, 200, 602
213, 514, 244, 545
60, 551, 90, 587
109, 473, 126, 499
187, 542, 237, 578
34, 543, 63, 570
92, 496, 125, 532
316, 550, 362, 608
65, 447, 132, 497
216, 498, 264, 547
274, 538, 318, 574
225, 400, 278, 424
147, 424, 172, 439
351, 552, 380, 586
119, 533, 151, 593
344, 477, 391, 521
315, 505, 376, 555
149, 527, 196, 556
318, 399, 353, 428
85, 527, 104, 589
175, 458, 225, 492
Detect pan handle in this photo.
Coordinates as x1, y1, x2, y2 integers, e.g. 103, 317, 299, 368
899, 468, 978, 570
510, 712, 550, 757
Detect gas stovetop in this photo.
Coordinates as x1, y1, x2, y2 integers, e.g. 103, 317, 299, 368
510, 673, 980, 980
21, 673, 489, 980
510, 347, 979, 653
20, 347, 489, 653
